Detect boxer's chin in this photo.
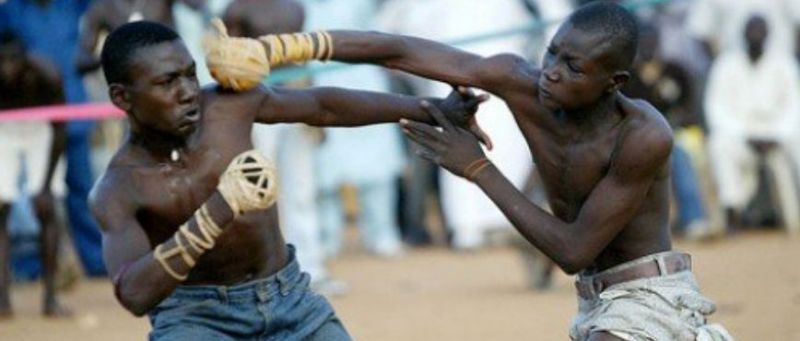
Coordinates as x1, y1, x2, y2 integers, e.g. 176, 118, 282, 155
538, 91, 562, 112
175, 121, 197, 137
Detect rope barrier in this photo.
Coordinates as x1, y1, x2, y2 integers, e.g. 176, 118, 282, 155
0, 103, 123, 122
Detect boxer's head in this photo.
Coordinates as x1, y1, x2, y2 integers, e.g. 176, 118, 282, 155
538, 2, 638, 112
102, 21, 200, 139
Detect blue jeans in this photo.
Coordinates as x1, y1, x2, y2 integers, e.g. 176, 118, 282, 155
148, 246, 351, 340
65, 121, 106, 276
671, 145, 707, 228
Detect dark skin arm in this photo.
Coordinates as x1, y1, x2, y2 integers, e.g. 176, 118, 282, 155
326, 31, 537, 103
90, 176, 234, 316
402, 100, 673, 274
75, 3, 106, 75
245, 85, 492, 147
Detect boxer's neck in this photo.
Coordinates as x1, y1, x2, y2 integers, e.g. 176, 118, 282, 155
129, 128, 187, 163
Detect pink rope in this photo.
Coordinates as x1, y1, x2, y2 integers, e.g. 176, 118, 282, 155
0, 103, 124, 122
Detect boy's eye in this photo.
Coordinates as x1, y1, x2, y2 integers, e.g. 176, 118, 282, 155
567, 61, 581, 73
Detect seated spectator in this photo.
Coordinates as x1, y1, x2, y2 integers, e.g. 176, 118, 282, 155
705, 15, 800, 232
0, 31, 69, 317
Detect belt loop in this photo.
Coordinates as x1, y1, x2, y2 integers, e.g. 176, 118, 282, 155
278, 271, 291, 297
255, 281, 270, 303
655, 256, 668, 275
216, 286, 228, 304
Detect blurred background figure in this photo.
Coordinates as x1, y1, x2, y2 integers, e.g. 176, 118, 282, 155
376, 0, 534, 251
173, 0, 231, 86
705, 15, 800, 233
0, 0, 106, 278
686, 0, 800, 58
0, 31, 69, 317
622, 22, 714, 240
304, 0, 407, 259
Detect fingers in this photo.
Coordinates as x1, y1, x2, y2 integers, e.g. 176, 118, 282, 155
420, 100, 454, 131
456, 86, 474, 98
470, 118, 494, 151
400, 119, 446, 151
401, 118, 443, 142
414, 146, 439, 163
403, 129, 439, 162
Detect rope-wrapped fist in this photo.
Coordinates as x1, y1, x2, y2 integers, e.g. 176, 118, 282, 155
203, 18, 270, 91
217, 150, 279, 217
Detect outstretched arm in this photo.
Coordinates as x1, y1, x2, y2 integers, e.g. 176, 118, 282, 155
256, 85, 483, 125
75, 4, 105, 75
402, 101, 673, 274
240, 85, 492, 148
326, 31, 534, 98
203, 20, 536, 100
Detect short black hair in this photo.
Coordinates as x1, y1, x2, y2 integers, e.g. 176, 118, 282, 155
101, 21, 180, 84
568, 1, 639, 70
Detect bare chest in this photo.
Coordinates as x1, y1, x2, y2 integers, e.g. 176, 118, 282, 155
131, 124, 255, 241
523, 120, 622, 221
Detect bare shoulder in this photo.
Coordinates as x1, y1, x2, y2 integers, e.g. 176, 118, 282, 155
89, 157, 140, 232
613, 94, 674, 176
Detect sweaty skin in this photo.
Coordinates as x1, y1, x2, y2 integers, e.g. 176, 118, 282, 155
323, 21, 673, 274
89, 38, 481, 316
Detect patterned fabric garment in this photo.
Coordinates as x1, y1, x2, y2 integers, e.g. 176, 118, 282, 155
570, 252, 734, 341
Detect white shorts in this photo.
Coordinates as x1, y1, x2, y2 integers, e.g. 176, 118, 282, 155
0, 122, 66, 202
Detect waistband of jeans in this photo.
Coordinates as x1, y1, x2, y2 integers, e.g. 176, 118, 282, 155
169, 244, 302, 304
578, 250, 690, 279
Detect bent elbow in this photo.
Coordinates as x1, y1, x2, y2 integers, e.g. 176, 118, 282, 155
118, 294, 153, 317
118, 297, 150, 317
116, 286, 156, 317
556, 253, 593, 275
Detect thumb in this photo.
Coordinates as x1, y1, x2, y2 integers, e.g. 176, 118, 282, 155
470, 117, 494, 151
209, 17, 229, 38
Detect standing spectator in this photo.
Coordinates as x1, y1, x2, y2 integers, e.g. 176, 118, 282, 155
304, 0, 406, 258
1, 0, 106, 276
686, 0, 800, 57
376, 0, 534, 250
705, 15, 800, 231
0, 32, 69, 317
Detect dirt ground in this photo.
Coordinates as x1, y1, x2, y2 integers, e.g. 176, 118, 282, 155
1, 231, 799, 340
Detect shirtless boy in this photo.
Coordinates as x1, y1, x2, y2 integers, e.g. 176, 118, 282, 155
209, 2, 732, 340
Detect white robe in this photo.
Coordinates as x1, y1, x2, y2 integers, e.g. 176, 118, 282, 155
705, 49, 800, 211
377, 0, 537, 248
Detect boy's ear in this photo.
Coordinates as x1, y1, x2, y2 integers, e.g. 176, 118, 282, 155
109, 83, 132, 112
607, 70, 630, 94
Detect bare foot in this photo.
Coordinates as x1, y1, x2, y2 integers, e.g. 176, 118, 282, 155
43, 301, 73, 318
